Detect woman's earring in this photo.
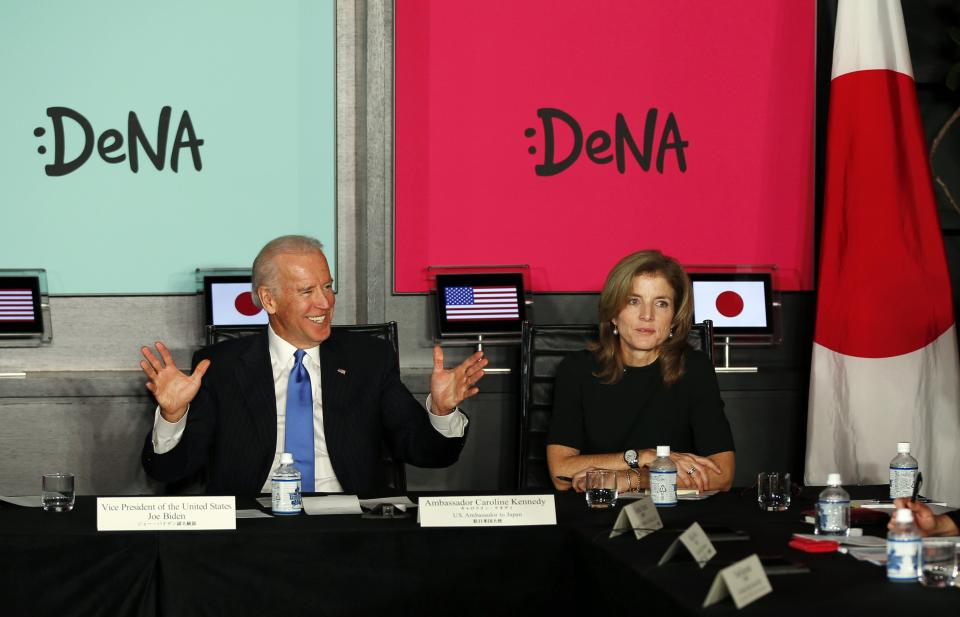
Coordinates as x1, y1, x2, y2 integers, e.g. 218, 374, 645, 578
668, 328, 674, 339
612, 323, 619, 336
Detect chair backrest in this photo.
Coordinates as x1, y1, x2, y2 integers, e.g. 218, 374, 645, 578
174, 322, 406, 494
518, 323, 599, 490
516, 319, 715, 490
688, 319, 715, 361
206, 325, 263, 346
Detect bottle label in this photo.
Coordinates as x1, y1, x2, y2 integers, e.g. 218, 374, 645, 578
886, 537, 921, 581
272, 478, 302, 514
889, 467, 918, 499
816, 500, 849, 533
650, 470, 677, 506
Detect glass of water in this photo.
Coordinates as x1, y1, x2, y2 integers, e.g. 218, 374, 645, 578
41, 473, 75, 512
757, 472, 791, 511
920, 539, 957, 588
585, 469, 618, 509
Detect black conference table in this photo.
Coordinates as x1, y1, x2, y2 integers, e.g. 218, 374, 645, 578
2, 486, 958, 617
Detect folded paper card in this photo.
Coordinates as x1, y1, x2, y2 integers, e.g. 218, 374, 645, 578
703, 554, 773, 610
610, 497, 663, 540
658, 521, 717, 568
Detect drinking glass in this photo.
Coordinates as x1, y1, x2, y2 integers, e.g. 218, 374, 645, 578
757, 472, 791, 511
585, 470, 618, 509
42, 473, 75, 512
920, 539, 957, 588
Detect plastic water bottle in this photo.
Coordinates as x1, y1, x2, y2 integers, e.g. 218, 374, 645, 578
887, 508, 921, 582
889, 442, 919, 499
814, 473, 849, 536
649, 445, 677, 507
271, 452, 302, 515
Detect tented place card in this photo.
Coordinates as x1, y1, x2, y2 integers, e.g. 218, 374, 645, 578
658, 521, 717, 567
419, 495, 556, 527
610, 497, 663, 540
97, 496, 236, 531
703, 554, 773, 610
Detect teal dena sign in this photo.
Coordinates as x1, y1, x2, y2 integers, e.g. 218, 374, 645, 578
0, 1, 336, 294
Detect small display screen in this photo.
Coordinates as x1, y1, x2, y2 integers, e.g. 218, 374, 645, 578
434, 273, 525, 337
0, 276, 44, 336
203, 276, 269, 327
689, 272, 773, 335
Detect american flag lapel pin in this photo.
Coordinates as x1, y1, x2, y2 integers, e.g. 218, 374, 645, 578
337, 368, 347, 375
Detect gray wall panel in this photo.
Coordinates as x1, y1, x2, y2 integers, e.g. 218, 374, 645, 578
0, 396, 160, 496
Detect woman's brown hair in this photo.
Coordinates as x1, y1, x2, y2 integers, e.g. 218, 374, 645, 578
590, 250, 693, 385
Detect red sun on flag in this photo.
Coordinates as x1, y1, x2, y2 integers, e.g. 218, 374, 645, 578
234, 292, 261, 317
715, 291, 744, 318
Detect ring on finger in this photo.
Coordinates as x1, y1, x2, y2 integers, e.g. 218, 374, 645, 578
687, 467, 696, 475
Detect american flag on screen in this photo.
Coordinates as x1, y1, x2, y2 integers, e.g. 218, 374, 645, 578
0, 289, 35, 322
444, 286, 519, 321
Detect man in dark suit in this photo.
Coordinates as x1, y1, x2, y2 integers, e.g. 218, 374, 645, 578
139, 235, 487, 496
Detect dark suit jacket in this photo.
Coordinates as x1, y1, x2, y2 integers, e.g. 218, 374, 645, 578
142, 330, 466, 496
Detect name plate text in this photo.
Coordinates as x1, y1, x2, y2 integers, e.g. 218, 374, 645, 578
97, 496, 236, 531
419, 495, 556, 527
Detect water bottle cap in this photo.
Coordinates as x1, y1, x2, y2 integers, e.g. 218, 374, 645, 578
826, 473, 842, 486
897, 442, 911, 453
894, 508, 914, 524
656, 445, 670, 457
280, 452, 294, 465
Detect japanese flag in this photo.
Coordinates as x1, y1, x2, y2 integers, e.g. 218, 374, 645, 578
805, 0, 960, 505
210, 282, 269, 326
691, 281, 767, 328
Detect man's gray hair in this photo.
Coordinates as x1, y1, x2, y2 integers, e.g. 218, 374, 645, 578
251, 235, 325, 308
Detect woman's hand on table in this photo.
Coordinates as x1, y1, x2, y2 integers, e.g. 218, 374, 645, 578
668, 451, 722, 492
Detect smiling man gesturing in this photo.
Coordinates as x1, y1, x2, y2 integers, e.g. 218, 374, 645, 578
140, 235, 487, 496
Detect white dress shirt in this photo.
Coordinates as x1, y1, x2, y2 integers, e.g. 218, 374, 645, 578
152, 324, 468, 493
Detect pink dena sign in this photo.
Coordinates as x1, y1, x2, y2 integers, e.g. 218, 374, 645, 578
395, 1, 815, 293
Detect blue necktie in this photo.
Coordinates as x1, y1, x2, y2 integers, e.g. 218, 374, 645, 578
284, 349, 314, 491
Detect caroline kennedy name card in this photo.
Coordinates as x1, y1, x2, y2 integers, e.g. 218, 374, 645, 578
419, 495, 556, 527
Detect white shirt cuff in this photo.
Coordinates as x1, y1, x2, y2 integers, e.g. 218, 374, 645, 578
152, 405, 189, 454
424, 394, 468, 438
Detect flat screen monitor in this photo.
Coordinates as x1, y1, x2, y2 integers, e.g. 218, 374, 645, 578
203, 275, 269, 327
688, 272, 773, 335
434, 272, 525, 337
0, 275, 44, 336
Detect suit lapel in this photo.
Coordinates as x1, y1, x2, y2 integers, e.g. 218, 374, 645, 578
319, 333, 350, 424
236, 334, 277, 458
318, 333, 352, 484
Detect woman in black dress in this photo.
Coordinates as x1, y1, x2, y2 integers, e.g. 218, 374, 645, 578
547, 250, 736, 493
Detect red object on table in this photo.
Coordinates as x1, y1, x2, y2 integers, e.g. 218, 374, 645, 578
789, 536, 840, 553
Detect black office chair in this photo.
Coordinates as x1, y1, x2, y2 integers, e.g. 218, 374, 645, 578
516, 319, 714, 490
206, 325, 263, 345
173, 321, 406, 494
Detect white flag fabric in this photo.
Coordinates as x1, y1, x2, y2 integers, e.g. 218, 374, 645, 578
805, 0, 960, 505
209, 282, 268, 326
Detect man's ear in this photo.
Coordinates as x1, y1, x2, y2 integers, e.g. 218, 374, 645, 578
258, 287, 277, 315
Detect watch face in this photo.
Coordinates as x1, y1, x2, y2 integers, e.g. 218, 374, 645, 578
624, 449, 638, 466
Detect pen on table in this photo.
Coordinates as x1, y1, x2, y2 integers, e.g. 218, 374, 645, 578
910, 472, 923, 503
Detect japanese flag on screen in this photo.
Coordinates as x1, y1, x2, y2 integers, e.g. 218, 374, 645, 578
210, 282, 268, 326
691, 281, 767, 328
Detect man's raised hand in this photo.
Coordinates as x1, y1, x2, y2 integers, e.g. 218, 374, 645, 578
140, 341, 210, 423
429, 345, 487, 415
